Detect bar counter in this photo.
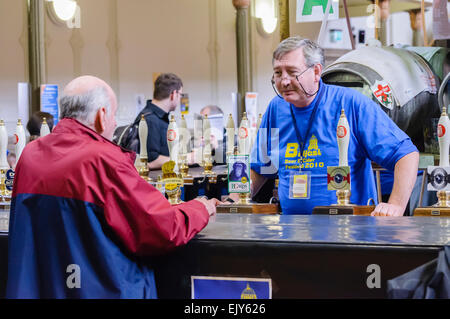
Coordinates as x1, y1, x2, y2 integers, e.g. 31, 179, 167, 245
195, 214, 449, 246
151, 214, 448, 298
1, 210, 449, 298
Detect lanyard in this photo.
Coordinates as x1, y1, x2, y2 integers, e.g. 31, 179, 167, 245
289, 82, 325, 171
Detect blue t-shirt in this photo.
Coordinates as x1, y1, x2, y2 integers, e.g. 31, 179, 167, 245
251, 80, 418, 215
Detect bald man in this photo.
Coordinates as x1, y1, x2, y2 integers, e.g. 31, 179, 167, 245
7, 75, 219, 299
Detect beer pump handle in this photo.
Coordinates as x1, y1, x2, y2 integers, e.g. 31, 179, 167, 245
438, 107, 450, 167
15, 119, 26, 163
256, 113, 262, 131
40, 117, 51, 137
139, 114, 148, 160
238, 112, 250, 156
0, 120, 8, 169
203, 114, 211, 157
337, 109, 350, 167
179, 114, 188, 155
226, 114, 235, 155
167, 115, 179, 163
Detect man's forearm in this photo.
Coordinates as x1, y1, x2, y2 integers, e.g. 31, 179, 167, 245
388, 152, 419, 209
250, 169, 268, 197
148, 155, 170, 170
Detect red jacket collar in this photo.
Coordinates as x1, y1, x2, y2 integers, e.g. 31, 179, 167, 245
52, 118, 136, 161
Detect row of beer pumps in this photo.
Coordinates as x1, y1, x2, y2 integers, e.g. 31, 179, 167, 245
133, 103, 450, 215
134, 111, 263, 206
0, 110, 261, 205
0, 118, 51, 203
315, 105, 450, 216
3, 106, 449, 215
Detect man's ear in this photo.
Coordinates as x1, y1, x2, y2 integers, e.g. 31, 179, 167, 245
169, 90, 177, 102
314, 64, 323, 82
94, 107, 106, 134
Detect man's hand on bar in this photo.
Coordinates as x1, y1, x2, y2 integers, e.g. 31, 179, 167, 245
194, 197, 220, 216
371, 202, 404, 216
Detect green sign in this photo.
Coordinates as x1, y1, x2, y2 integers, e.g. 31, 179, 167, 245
302, 0, 334, 15
297, 0, 338, 23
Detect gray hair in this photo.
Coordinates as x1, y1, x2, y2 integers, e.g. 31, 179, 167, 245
60, 86, 111, 126
273, 36, 324, 67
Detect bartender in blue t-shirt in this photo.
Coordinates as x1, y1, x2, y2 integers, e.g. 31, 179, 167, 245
248, 36, 419, 216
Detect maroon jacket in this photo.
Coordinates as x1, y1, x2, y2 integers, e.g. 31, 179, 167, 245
7, 118, 209, 298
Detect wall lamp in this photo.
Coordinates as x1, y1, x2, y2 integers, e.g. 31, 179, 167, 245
46, 0, 78, 27
255, 0, 278, 36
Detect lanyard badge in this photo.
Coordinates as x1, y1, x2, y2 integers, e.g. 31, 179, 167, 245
289, 142, 312, 199
289, 170, 311, 199
287, 84, 325, 200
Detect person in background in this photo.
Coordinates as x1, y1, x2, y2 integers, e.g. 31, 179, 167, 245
140, 73, 184, 170
26, 111, 54, 142
200, 105, 223, 118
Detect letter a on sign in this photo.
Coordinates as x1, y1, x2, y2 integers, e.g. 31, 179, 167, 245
366, 264, 381, 289
296, 0, 339, 23
66, 264, 81, 289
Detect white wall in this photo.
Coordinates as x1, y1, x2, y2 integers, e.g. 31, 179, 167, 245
0, 0, 281, 135
116, 0, 213, 125
0, 0, 28, 135
389, 9, 433, 46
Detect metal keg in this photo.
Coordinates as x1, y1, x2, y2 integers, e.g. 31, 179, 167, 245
322, 46, 443, 152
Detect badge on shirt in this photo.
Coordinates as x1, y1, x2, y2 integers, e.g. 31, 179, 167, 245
289, 171, 311, 199
327, 166, 350, 191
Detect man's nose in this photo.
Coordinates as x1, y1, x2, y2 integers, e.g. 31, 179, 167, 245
280, 76, 291, 87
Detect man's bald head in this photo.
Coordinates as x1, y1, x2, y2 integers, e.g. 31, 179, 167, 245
63, 76, 114, 98
60, 75, 118, 139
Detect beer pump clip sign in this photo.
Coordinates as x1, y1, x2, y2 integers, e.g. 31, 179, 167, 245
161, 161, 183, 193
227, 155, 250, 194
427, 166, 450, 192
327, 166, 351, 191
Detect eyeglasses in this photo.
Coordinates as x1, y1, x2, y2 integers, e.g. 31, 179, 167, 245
271, 65, 318, 98
271, 65, 312, 83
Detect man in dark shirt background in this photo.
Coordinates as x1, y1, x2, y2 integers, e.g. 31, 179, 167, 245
140, 73, 183, 169
26, 111, 54, 142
